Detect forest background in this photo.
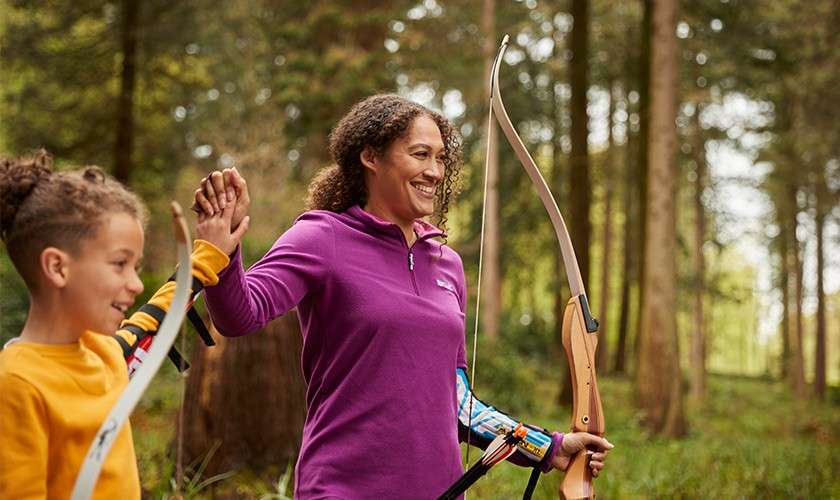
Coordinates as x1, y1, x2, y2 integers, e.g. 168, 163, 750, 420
1, 0, 838, 498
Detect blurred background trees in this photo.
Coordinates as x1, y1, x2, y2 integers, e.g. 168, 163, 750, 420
1, 0, 838, 497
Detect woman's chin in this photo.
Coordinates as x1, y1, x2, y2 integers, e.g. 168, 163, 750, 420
409, 200, 435, 219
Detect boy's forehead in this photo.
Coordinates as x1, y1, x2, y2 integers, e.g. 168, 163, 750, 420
84, 213, 144, 254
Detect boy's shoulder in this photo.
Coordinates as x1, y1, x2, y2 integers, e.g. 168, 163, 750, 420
0, 333, 124, 391
0, 343, 47, 395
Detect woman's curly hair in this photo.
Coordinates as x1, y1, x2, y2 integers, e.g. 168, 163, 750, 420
0, 149, 147, 289
306, 94, 462, 231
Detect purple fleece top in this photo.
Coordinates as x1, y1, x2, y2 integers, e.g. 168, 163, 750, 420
205, 206, 469, 498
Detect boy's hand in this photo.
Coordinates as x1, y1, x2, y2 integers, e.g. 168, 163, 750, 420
193, 167, 250, 230
196, 199, 249, 255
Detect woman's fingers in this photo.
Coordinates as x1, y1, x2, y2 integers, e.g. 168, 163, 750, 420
209, 171, 227, 209
588, 450, 607, 476
202, 177, 220, 212
580, 433, 614, 452
222, 169, 236, 202
230, 167, 249, 199
194, 186, 215, 215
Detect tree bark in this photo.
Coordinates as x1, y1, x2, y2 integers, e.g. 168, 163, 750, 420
113, 0, 139, 184
814, 190, 826, 399
614, 85, 636, 375
636, 0, 686, 437
689, 105, 707, 404
791, 203, 807, 398
569, 0, 591, 287
634, 0, 652, 370
479, 0, 501, 343
779, 219, 790, 379
596, 81, 615, 373
180, 313, 307, 480
552, 8, 573, 407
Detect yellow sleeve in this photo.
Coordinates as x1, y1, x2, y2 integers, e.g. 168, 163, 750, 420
114, 240, 229, 348
0, 372, 49, 499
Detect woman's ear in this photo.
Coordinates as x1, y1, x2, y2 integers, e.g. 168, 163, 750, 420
360, 145, 378, 174
40, 247, 71, 288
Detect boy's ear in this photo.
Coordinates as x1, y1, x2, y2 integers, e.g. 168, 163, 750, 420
360, 145, 378, 174
40, 247, 71, 288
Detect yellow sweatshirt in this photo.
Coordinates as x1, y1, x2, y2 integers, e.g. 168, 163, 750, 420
0, 240, 228, 499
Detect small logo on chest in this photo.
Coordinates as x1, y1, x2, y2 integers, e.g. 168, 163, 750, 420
436, 278, 456, 292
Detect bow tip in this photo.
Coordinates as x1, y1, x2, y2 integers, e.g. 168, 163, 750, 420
170, 201, 184, 217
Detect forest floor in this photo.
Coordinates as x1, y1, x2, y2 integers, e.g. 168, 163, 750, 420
134, 368, 840, 499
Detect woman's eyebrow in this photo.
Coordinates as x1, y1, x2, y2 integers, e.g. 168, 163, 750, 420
408, 142, 444, 152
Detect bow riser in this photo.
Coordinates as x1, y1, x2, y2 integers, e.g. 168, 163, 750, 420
561, 295, 604, 500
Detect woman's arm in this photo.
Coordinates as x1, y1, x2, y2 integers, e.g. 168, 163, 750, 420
455, 368, 560, 472
198, 207, 336, 338
456, 369, 612, 476
193, 170, 333, 337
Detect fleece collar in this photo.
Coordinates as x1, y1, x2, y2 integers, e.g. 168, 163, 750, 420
347, 205, 446, 243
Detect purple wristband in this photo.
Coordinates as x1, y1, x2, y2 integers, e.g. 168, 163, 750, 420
539, 431, 564, 473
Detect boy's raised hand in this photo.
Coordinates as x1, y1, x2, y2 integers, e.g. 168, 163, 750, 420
196, 197, 249, 255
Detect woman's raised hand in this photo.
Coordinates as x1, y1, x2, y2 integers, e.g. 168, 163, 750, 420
193, 167, 250, 230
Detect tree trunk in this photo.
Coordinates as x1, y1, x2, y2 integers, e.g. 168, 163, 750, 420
596, 81, 615, 373
634, 0, 652, 371
479, 0, 501, 343
779, 220, 790, 379
636, 0, 686, 437
569, 0, 591, 288
814, 189, 826, 399
180, 313, 307, 481
552, 15, 573, 406
790, 204, 807, 398
689, 105, 706, 404
614, 85, 636, 375
113, 0, 139, 184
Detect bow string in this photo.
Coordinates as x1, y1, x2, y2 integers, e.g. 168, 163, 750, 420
468, 35, 605, 500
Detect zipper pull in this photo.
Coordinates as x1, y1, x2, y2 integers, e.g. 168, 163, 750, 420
408, 251, 415, 271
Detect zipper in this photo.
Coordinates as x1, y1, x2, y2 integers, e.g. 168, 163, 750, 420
407, 248, 419, 295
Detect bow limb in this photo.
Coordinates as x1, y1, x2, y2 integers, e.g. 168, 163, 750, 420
71, 202, 193, 500
489, 36, 604, 500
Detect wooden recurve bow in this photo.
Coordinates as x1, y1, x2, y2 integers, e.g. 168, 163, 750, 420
71, 202, 193, 500
488, 35, 605, 500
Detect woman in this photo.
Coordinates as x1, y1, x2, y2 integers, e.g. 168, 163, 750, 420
194, 94, 612, 498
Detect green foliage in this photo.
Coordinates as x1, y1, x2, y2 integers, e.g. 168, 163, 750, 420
2, 0, 839, 495
133, 371, 839, 498
0, 0, 204, 181
0, 249, 28, 344
464, 374, 840, 499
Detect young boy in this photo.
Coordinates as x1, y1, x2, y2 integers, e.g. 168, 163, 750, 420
0, 151, 242, 498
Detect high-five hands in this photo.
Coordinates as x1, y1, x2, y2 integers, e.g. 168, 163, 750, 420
193, 167, 250, 230
193, 167, 251, 254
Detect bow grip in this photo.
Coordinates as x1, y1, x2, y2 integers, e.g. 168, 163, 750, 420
560, 294, 604, 499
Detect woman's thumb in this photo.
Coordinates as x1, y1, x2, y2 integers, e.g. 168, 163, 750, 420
232, 215, 250, 241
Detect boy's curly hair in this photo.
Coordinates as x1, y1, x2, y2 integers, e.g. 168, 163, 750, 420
0, 150, 147, 289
